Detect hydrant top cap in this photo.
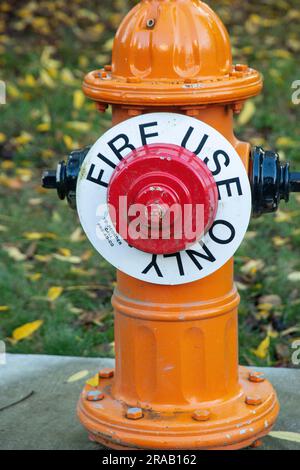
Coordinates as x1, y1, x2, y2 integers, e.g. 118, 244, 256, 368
83, 0, 262, 106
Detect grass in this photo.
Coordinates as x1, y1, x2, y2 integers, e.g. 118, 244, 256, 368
0, 0, 299, 366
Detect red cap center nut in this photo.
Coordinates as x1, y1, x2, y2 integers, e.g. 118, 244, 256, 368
108, 144, 218, 255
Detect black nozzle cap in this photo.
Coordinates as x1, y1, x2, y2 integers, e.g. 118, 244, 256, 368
41, 162, 67, 200
251, 147, 300, 217
41, 147, 90, 208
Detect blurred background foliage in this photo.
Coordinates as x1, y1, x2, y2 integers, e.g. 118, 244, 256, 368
0, 0, 299, 366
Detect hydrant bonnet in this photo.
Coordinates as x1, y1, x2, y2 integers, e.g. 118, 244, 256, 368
83, 0, 263, 106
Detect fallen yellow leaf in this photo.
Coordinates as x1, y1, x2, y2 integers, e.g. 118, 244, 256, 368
275, 210, 293, 223
70, 267, 93, 276
61, 68, 77, 85
47, 286, 63, 302
241, 259, 265, 276
70, 227, 83, 242
63, 135, 74, 150
276, 137, 298, 149
36, 122, 51, 132
23, 232, 58, 240
269, 431, 300, 444
238, 101, 256, 126
78, 55, 89, 68
12, 320, 44, 341
41, 149, 55, 159
40, 69, 55, 88
7, 83, 20, 98
27, 273, 42, 282
288, 272, 300, 282
252, 335, 270, 359
266, 325, 279, 339
35, 254, 52, 262
58, 247, 72, 257
67, 370, 89, 383
66, 121, 91, 132
81, 250, 92, 261
272, 49, 292, 59
86, 373, 99, 387
272, 236, 287, 247
28, 198, 42, 207
0, 175, 23, 190
1, 160, 14, 169
259, 295, 282, 306
235, 281, 248, 291
13, 131, 33, 146
103, 38, 114, 52
24, 74, 37, 87
257, 303, 274, 312
73, 90, 85, 110
3, 246, 27, 261
53, 254, 81, 264
16, 168, 33, 182
0, 306, 9, 312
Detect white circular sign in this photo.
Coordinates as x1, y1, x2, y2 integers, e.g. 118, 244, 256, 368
77, 113, 251, 285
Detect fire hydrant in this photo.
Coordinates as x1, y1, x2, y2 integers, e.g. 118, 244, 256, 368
42, 0, 300, 450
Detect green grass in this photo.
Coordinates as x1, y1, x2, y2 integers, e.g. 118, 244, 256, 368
0, 0, 299, 366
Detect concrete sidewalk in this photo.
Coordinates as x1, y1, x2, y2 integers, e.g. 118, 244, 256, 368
0, 354, 299, 450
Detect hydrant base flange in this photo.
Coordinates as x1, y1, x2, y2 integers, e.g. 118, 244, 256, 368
77, 366, 279, 450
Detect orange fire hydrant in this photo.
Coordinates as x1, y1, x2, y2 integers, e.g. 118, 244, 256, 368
43, 0, 300, 450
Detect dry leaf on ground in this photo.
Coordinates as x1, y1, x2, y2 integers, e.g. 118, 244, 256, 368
12, 320, 44, 341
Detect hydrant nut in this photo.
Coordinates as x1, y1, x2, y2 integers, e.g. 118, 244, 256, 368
126, 407, 144, 420
245, 395, 263, 406
235, 64, 248, 72
192, 410, 211, 422
86, 390, 105, 402
99, 368, 114, 379
249, 371, 265, 383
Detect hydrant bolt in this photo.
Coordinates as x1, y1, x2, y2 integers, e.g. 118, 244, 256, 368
86, 390, 105, 402
192, 410, 211, 422
126, 408, 144, 420
99, 368, 114, 379
248, 371, 265, 383
245, 395, 263, 406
